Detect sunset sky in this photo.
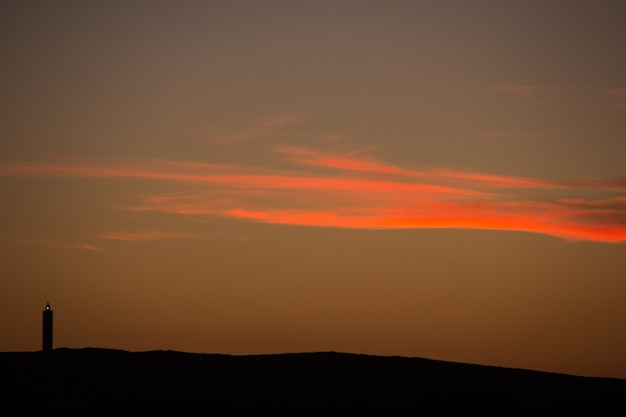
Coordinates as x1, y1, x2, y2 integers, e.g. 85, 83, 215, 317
1, 1, 625, 379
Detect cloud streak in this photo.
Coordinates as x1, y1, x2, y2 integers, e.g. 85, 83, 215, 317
1, 148, 625, 243
20, 239, 105, 252
207, 112, 309, 144
99, 230, 196, 242
276, 146, 566, 189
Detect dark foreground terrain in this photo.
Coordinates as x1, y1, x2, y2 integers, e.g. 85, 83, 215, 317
1, 348, 625, 413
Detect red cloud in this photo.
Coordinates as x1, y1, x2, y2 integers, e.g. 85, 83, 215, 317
1, 149, 625, 244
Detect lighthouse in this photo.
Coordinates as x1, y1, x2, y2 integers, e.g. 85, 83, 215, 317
42, 303, 53, 352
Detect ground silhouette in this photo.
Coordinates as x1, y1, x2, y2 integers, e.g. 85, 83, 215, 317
1, 348, 625, 413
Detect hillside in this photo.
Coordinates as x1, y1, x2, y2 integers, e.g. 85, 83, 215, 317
1, 348, 625, 413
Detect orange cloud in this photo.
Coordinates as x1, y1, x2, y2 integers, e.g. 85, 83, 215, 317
276, 145, 420, 177
1, 149, 625, 244
0, 159, 485, 195
227, 201, 626, 243
277, 146, 563, 189
431, 169, 562, 189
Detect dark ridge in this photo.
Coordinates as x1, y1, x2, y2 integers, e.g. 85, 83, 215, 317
1, 348, 624, 413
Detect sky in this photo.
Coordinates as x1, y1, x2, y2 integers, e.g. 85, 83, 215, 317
1, 1, 625, 379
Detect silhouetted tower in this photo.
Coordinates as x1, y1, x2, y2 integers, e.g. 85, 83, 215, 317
42, 302, 53, 352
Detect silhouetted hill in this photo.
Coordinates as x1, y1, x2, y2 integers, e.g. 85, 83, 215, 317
1, 348, 625, 413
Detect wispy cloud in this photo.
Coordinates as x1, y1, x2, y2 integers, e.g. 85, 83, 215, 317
207, 112, 309, 144
232, 234, 252, 243
20, 239, 104, 252
266, 112, 309, 127
276, 146, 563, 189
2, 147, 625, 243
276, 145, 420, 177
99, 230, 196, 242
225, 204, 626, 243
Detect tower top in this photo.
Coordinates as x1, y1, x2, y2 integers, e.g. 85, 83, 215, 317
42, 302, 53, 351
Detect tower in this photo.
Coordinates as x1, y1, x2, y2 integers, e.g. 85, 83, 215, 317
42, 302, 53, 352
